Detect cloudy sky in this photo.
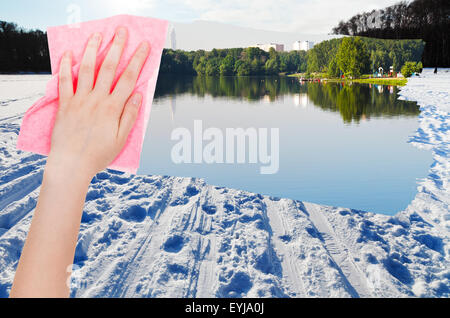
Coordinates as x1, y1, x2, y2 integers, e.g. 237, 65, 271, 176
1, 0, 401, 33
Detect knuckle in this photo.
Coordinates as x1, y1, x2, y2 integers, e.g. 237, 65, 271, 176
102, 98, 120, 114
136, 49, 147, 60
102, 61, 116, 72
61, 55, 70, 64
114, 35, 126, 45
126, 101, 139, 115
57, 101, 68, 111
59, 74, 70, 83
69, 95, 85, 108
87, 91, 103, 104
122, 69, 136, 82
80, 63, 94, 74
105, 105, 120, 118
87, 38, 98, 48
127, 107, 138, 119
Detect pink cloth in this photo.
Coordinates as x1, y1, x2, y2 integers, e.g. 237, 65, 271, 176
17, 15, 168, 174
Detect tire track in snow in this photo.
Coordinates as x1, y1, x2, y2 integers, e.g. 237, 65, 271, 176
0, 169, 43, 213
194, 189, 218, 297
89, 180, 175, 297
306, 203, 372, 298
264, 199, 306, 297
180, 185, 218, 297
0, 189, 39, 238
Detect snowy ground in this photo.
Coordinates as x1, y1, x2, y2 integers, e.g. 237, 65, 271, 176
0, 70, 448, 298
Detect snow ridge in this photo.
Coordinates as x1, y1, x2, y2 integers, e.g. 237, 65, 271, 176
0, 71, 448, 298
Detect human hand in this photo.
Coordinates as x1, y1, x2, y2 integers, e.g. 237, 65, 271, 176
47, 27, 150, 180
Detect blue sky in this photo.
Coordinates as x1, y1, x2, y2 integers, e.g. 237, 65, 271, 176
0, 0, 400, 33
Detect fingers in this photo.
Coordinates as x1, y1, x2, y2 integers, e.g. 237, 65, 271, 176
58, 51, 74, 106
111, 42, 150, 105
76, 32, 102, 95
94, 27, 128, 94
118, 93, 142, 144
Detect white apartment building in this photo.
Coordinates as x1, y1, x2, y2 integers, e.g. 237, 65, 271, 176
292, 41, 314, 51
254, 43, 284, 52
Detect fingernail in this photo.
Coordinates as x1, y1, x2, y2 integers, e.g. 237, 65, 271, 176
92, 32, 102, 42
131, 94, 142, 106
64, 51, 72, 59
140, 41, 150, 53
116, 27, 127, 39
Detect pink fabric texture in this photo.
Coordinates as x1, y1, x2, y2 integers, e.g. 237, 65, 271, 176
16, 15, 168, 174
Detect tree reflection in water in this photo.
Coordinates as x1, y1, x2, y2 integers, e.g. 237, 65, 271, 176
155, 75, 420, 123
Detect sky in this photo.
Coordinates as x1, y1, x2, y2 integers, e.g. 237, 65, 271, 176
0, 0, 402, 34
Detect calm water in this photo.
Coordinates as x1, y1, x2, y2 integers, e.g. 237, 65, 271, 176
139, 76, 431, 215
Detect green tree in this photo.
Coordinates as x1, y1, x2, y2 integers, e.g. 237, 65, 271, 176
250, 58, 263, 75
195, 56, 207, 75
401, 61, 421, 77
416, 61, 423, 72
268, 47, 277, 60
205, 59, 220, 75
370, 50, 388, 73
219, 55, 234, 75
337, 37, 369, 78
265, 58, 279, 75
235, 60, 251, 76
327, 57, 340, 78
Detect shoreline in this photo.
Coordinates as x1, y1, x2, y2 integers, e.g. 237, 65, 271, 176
288, 73, 408, 86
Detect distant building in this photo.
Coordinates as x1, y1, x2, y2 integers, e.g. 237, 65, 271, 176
170, 26, 177, 50
254, 43, 284, 52
292, 41, 314, 51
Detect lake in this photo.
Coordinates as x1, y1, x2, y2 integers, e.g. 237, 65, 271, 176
138, 76, 431, 215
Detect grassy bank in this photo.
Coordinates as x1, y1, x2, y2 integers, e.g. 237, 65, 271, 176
288, 73, 408, 86
352, 78, 407, 86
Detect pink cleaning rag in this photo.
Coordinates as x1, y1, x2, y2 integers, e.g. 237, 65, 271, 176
16, 15, 168, 174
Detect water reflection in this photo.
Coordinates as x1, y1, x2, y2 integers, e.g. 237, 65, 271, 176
155, 76, 419, 124
142, 75, 429, 214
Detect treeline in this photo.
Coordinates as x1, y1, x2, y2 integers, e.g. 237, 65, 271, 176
0, 19, 309, 75
160, 36, 423, 78
332, 0, 450, 67
0, 19, 424, 77
307, 36, 424, 77
160, 47, 307, 76
0, 21, 50, 73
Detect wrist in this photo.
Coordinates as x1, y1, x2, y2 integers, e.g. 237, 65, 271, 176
44, 155, 94, 188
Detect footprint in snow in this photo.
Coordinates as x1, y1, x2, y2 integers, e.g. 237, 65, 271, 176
119, 205, 147, 223
163, 234, 185, 253
202, 204, 217, 215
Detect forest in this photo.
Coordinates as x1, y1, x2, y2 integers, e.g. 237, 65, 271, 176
0, 21, 50, 73
161, 37, 424, 78
332, 0, 449, 67
160, 47, 308, 76
306, 36, 424, 77
0, 19, 424, 77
